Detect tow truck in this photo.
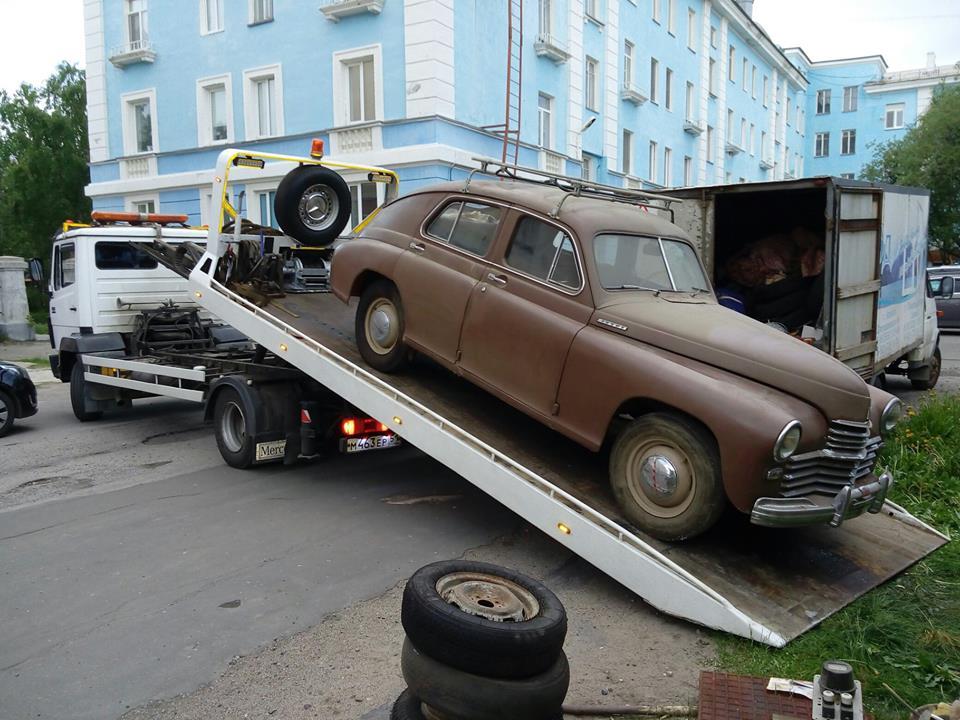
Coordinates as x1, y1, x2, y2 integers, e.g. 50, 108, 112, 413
99, 145, 950, 646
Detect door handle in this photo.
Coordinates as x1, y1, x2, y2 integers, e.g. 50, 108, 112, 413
51, 307, 56, 314
487, 273, 507, 286
69, 307, 77, 311
409, 242, 426, 253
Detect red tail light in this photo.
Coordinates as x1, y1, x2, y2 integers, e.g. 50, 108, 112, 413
938, 310, 945, 318
301, 408, 313, 424
341, 418, 357, 436
339, 417, 391, 436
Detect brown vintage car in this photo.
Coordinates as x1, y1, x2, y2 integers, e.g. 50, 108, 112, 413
330, 173, 902, 541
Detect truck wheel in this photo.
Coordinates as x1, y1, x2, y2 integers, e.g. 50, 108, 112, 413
0, 390, 15, 438
401, 560, 567, 679
214, 387, 255, 468
610, 413, 724, 541
911, 347, 941, 390
70, 361, 103, 422
356, 280, 408, 372
274, 165, 352, 246
390, 689, 426, 720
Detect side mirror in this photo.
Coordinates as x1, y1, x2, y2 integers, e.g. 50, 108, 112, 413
940, 275, 955, 298
28, 257, 44, 286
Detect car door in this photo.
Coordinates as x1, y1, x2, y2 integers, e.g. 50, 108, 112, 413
944, 275, 960, 328
48, 240, 80, 346
392, 198, 504, 364
457, 212, 592, 419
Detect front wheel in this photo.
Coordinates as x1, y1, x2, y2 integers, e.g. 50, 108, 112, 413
356, 280, 408, 373
214, 387, 255, 468
609, 413, 725, 541
70, 361, 103, 422
911, 346, 941, 390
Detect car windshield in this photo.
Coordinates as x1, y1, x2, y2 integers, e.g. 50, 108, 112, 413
593, 234, 709, 293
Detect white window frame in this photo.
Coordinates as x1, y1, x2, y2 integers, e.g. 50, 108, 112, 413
332, 45, 384, 126
120, 88, 159, 156
538, 92, 554, 149
815, 132, 829, 158
841, 129, 856, 155
885, 103, 904, 129
762, 75, 769, 106
728, 45, 735, 81
664, 68, 673, 111
200, 0, 224, 35
843, 85, 858, 113
749, 123, 755, 155
709, 58, 717, 96
706, 126, 714, 164
683, 155, 692, 186
651, 0, 660, 24
648, 141, 658, 184
709, 25, 717, 48
248, 0, 273, 24
684, 81, 695, 121
539, 0, 552, 35
127, 193, 160, 214
584, 0, 599, 21
667, 0, 676, 34
623, 129, 633, 175
741, 58, 748, 90
663, 146, 672, 186
751, 66, 756, 98
816, 89, 831, 115
243, 64, 284, 139
650, 57, 659, 104
581, 154, 595, 181
585, 56, 599, 111
687, 9, 696, 50
125, 0, 148, 49
624, 41, 634, 88
196, 74, 234, 146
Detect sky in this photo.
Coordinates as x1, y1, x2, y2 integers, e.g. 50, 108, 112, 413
0, 0, 958, 96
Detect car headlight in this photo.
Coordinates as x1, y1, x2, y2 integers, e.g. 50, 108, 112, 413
880, 398, 903, 436
773, 420, 802, 462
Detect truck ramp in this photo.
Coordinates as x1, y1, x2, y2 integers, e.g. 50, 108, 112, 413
190, 269, 947, 646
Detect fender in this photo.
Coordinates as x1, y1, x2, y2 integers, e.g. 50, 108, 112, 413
56, 332, 127, 381
330, 237, 405, 302
205, 376, 302, 460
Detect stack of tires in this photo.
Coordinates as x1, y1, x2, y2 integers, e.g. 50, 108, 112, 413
392, 560, 569, 720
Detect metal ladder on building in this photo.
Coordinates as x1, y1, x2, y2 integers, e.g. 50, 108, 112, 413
482, 0, 523, 165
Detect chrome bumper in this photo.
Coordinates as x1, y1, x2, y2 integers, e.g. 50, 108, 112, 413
750, 472, 893, 528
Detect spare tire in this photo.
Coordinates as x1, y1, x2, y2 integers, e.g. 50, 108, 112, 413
274, 165, 352, 246
401, 560, 567, 679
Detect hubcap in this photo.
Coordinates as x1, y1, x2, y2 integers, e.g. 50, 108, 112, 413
625, 441, 696, 518
365, 298, 399, 355
221, 402, 246, 453
639, 455, 680, 498
435, 572, 540, 622
298, 184, 340, 231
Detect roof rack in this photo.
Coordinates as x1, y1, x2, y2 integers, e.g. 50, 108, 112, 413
464, 157, 679, 220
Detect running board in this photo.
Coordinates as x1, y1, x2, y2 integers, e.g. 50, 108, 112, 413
186, 256, 947, 646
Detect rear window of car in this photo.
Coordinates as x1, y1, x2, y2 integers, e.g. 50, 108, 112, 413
425, 201, 501, 256
95, 242, 159, 270
504, 217, 581, 290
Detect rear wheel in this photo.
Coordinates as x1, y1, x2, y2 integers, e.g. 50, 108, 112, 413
214, 387, 255, 468
0, 390, 15, 437
70, 361, 103, 422
609, 413, 725, 541
356, 280, 408, 373
911, 346, 941, 390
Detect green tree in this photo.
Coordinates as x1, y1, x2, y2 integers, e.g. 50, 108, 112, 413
0, 62, 91, 263
861, 82, 960, 260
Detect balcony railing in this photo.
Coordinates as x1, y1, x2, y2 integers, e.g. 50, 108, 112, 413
759, 155, 775, 170
620, 83, 648, 105
120, 155, 157, 179
540, 150, 565, 175
725, 140, 743, 155
320, 0, 385, 21
683, 117, 704, 135
533, 33, 570, 63
109, 38, 156, 67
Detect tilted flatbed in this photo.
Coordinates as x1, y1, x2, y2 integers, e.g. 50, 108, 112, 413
181, 147, 946, 646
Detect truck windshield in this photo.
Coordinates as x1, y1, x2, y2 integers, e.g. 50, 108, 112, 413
593, 234, 708, 292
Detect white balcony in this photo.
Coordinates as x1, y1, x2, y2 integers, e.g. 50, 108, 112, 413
109, 39, 156, 68
725, 140, 743, 155
683, 118, 704, 135
534, 34, 571, 63
540, 150, 565, 175
624, 177, 643, 190
329, 123, 383, 154
759, 155, 775, 170
120, 155, 157, 180
320, 0, 385, 21
620, 83, 648, 105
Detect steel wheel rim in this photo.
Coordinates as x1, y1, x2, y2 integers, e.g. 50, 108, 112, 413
221, 401, 246, 453
298, 184, 340, 231
365, 297, 400, 355
435, 572, 540, 622
623, 438, 696, 519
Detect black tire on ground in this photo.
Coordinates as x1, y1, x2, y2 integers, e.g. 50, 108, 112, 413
911, 346, 941, 390
356, 280, 409, 373
752, 275, 808, 303
70, 361, 103, 422
401, 559, 567, 679
213, 386, 256, 469
390, 689, 426, 720
0, 390, 16, 438
273, 165, 352, 246
400, 638, 569, 720
609, 413, 725, 541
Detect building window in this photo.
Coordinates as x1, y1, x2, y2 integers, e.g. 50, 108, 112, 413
683, 155, 692, 185
708, 58, 717, 95
760, 130, 767, 157
726, 108, 734, 140
816, 89, 831, 114
841, 129, 856, 155
815, 132, 829, 157
651, 0, 660, 24
667, 0, 676, 34
665, 68, 673, 110
538, 93, 553, 149
584, 0, 598, 20
333, 46, 382, 126
709, 25, 717, 48
742, 58, 748, 90
740, 118, 747, 147
201, 0, 223, 34
684, 81, 694, 121
663, 146, 672, 186
539, 0, 552, 34
121, 89, 158, 155
346, 57, 375, 122
840, 173, 855, 180
257, 190, 278, 229
749, 123, 755, 155
623, 41, 634, 88
196, 74, 233, 145
585, 56, 599, 111
126, 0, 148, 49
649, 141, 658, 183
687, 9, 696, 50
243, 64, 283, 138
623, 129, 633, 175
842, 85, 858, 112
885, 103, 904, 129
350, 182, 379, 228
728, 46, 735, 81
751, 66, 757, 98
706, 125, 714, 164
762, 75, 769, 106
582, 154, 596, 181
130, 197, 157, 214
650, 58, 659, 103
785, 101, 791, 125
249, 0, 273, 24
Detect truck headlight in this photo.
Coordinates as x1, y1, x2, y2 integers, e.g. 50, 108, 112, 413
880, 398, 903, 436
773, 421, 802, 462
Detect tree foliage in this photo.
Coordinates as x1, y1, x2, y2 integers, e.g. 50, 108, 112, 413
0, 62, 91, 262
861, 82, 960, 259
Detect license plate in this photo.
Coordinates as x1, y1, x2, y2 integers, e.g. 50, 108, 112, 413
343, 434, 401, 453
255, 439, 287, 461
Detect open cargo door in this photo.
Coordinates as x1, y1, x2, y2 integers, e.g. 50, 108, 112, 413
830, 187, 883, 377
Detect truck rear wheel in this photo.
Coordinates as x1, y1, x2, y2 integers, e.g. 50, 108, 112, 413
214, 387, 255, 468
609, 413, 724, 541
70, 361, 103, 422
911, 346, 941, 390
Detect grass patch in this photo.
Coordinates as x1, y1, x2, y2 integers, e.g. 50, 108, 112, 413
715, 393, 960, 718
18, 357, 50, 368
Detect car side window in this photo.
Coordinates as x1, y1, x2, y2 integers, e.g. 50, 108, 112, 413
55, 243, 76, 289
425, 201, 501, 256
505, 217, 581, 290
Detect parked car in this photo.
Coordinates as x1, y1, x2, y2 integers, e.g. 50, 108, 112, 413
330, 175, 902, 541
928, 265, 960, 329
0, 360, 38, 437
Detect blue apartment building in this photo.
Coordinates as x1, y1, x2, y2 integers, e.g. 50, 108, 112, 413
82, 0, 958, 226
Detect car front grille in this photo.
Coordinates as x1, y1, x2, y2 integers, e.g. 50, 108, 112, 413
779, 419, 882, 498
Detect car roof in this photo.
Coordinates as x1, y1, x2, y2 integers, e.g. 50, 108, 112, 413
404, 179, 688, 243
